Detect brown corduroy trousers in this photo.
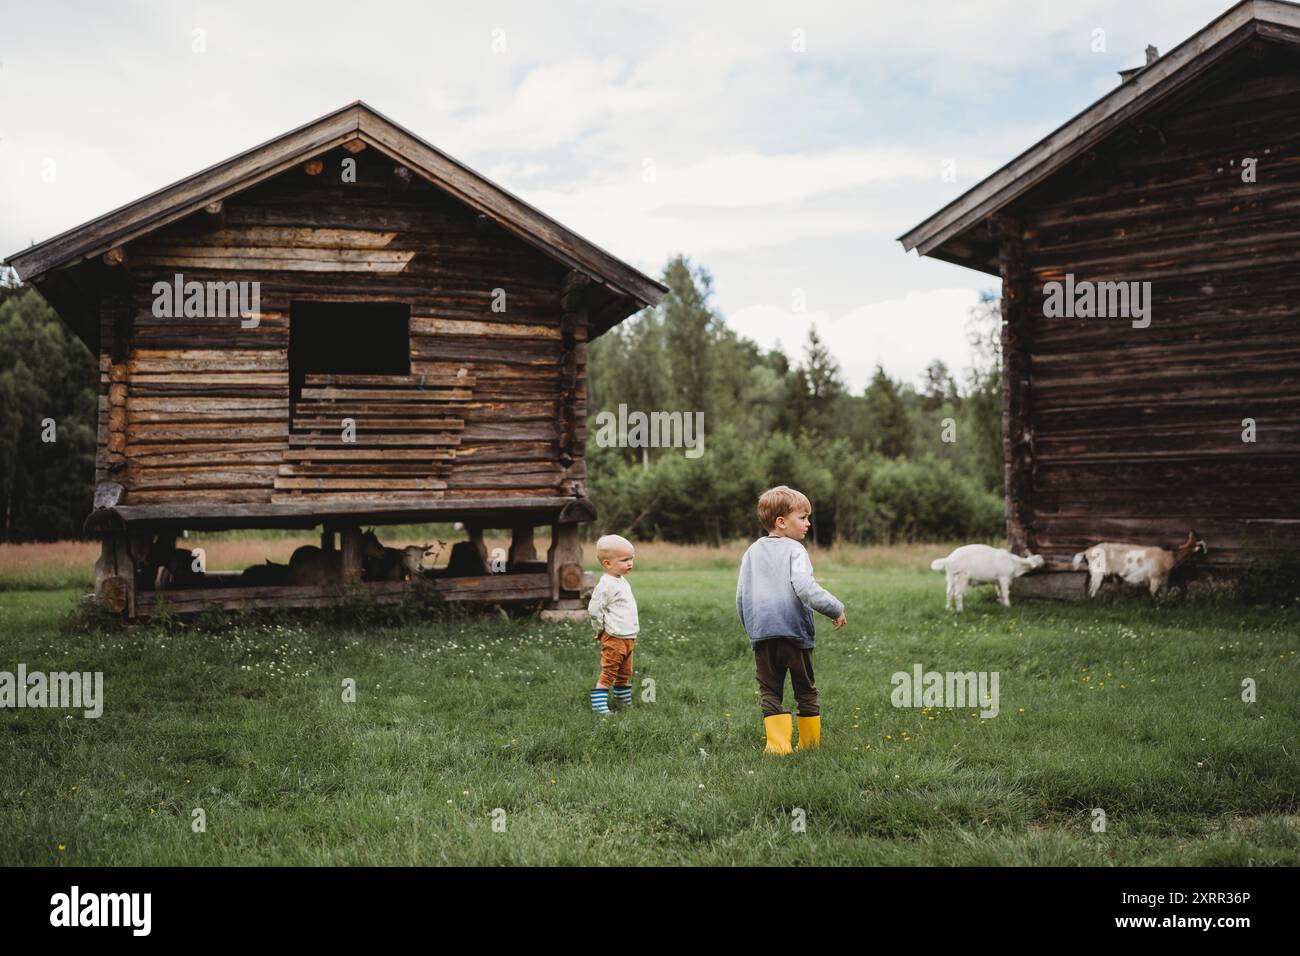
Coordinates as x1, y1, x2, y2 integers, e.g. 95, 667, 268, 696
596, 632, 635, 689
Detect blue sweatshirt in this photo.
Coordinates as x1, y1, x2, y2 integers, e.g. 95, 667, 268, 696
736, 535, 845, 649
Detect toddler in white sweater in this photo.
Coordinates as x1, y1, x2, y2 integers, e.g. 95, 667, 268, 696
586, 534, 640, 715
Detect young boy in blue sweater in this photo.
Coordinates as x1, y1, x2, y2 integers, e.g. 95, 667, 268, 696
736, 485, 846, 754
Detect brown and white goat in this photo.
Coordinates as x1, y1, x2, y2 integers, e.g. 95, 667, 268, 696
1072, 530, 1207, 598
364, 543, 436, 582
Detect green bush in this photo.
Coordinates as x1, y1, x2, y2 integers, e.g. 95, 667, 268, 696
863, 456, 1002, 543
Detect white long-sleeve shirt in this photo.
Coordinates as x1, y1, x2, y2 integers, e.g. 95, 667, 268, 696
587, 573, 640, 638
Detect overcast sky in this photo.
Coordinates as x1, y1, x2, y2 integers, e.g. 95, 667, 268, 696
0, 0, 1234, 390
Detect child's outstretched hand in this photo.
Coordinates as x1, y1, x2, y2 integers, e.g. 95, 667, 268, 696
832, 613, 847, 631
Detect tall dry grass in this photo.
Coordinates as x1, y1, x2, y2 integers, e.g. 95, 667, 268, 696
0, 540, 101, 589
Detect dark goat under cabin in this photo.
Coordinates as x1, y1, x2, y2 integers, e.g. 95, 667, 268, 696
901, 0, 1300, 597
4, 102, 666, 619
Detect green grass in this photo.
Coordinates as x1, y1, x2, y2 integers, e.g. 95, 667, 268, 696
1, 562, 1297, 865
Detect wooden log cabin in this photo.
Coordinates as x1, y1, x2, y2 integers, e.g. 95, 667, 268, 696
4, 102, 666, 618
900, 0, 1300, 596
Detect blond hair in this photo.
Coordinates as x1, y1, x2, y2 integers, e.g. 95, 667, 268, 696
595, 534, 634, 562
757, 485, 811, 532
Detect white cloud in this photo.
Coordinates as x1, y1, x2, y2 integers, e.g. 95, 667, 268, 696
730, 287, 988, 391
516, 142, 1014, 266
448, 57, 659, 153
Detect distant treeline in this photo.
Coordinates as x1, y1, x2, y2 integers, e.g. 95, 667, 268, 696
586, 256, 1005, 545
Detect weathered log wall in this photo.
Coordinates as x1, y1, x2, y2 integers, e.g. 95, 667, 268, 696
1002, 45, 1300, 569
98, 145, 577, 511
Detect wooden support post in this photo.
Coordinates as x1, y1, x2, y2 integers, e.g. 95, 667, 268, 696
508, 525, 537, 566
94, 533, 149, 617
321, 528, 335, 551
541, 521, 586, 621
992, 212, 1035, 556
339, 526, 364, 588
465, 523, 488, 564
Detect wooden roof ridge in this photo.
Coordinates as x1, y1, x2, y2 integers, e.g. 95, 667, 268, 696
4, 100, 668, 308
898, 0, 1300, 268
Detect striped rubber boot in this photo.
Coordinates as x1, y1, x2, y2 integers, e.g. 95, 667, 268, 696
612, 685, 633, 708
590, 688, 612, 715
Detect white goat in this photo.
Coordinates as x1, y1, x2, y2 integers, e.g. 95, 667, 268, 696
930, 545, 1045, 612
1072, 530, 1206, 598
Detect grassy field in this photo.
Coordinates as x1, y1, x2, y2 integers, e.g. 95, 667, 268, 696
1, 539, 1297, 866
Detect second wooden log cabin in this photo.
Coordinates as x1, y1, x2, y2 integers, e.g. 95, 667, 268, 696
900, 0, 1300, 595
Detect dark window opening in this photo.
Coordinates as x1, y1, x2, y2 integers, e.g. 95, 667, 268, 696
289, 301, 410, 396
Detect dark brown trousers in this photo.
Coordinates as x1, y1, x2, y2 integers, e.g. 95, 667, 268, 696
754, 637, 819, 717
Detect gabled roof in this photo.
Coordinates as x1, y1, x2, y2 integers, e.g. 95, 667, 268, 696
899, 0, 1300, 274
5, 101, 666, 336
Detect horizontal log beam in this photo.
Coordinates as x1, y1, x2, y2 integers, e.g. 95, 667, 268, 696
84, 497, 596, 535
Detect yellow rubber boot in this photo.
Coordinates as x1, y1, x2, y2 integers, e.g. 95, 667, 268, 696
763, 713, 793, 755
796, 715, 821, 751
